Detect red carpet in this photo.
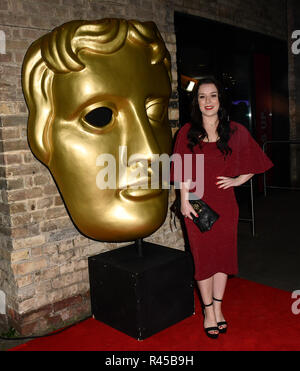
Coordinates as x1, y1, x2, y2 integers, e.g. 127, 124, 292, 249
10, 278, 300, 351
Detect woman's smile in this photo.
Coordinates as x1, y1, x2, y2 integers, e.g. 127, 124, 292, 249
198, 83, 220, 116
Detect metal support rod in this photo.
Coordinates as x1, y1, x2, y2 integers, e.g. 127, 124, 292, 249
263, 140, 300, 197
136, 238, 143, 257
250, 178, 255, 236
239, 178, 255, 237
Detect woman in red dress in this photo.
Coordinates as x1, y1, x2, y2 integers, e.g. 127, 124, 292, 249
172, 77, 273, 338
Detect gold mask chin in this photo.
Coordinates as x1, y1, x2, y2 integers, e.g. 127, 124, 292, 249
22, 19, 172, 242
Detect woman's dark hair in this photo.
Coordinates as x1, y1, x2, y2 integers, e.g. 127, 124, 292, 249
187, 76, 234, 156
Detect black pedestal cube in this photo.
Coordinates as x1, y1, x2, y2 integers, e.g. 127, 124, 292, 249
88, 241, 194, 340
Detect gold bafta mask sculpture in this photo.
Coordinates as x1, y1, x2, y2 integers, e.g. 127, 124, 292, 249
22, 19, 172, 242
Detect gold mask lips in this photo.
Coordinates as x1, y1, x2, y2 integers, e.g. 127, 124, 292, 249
22, 18, 172, 242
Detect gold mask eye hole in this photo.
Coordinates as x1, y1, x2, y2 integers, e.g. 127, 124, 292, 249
84, 106, 113, 128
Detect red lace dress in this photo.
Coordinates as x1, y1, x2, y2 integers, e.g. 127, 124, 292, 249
171, 121, 273, 280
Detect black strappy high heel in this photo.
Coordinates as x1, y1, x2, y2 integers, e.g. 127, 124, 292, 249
213, 297, 227, 334
202, 302, 219, 339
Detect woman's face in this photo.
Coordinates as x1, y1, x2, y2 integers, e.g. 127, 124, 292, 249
197, 83, 220, 118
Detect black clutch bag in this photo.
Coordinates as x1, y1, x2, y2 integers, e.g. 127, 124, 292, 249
170, 197, 219, 233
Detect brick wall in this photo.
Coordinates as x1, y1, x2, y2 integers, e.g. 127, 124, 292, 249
0, 0, 288, 334
287, 0, 300, 185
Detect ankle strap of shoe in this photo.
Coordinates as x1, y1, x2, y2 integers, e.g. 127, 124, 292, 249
203, 302, 213, 307
213, 297, 223, 302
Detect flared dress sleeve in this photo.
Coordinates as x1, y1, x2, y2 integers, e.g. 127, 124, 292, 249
225, 122, 273, 177
170, 123, 194, 184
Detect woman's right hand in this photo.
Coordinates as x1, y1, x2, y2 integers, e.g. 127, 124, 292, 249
180, 180, 198, 220
181, 200, 198, 220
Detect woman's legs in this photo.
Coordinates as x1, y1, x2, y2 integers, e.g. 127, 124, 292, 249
196, 272, 228, 333
212, 272, 228, 330
197, 276, 218, 335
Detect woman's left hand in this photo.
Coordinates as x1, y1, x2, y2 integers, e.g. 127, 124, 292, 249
216, 174, 254, 189
216, 176, 240, 189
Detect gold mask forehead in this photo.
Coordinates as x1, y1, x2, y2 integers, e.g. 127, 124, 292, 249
41, 18, 171, 74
